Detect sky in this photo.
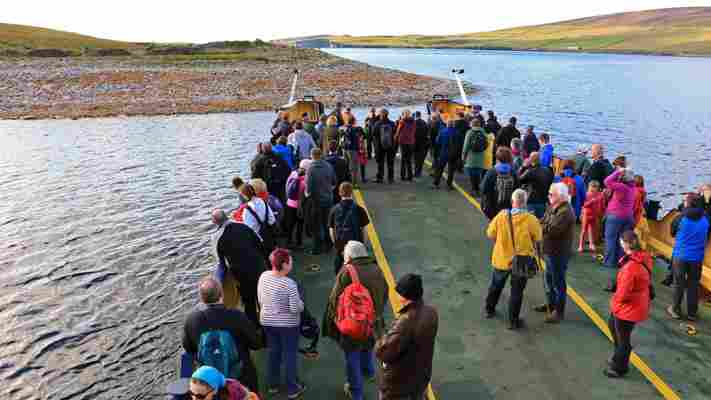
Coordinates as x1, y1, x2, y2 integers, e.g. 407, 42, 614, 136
3, 1, 710, 43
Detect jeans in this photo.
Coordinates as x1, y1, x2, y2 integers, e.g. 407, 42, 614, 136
603, 215, 634, 269
345, 350, 375, 400
264, 326, 300, 395
414, 146, 429, 177
607, 314, 635, 374
376, 148, 396, 182
400, 144, 414, 180
465, 167, 484, 193
528, 202, 546, 219
484, 269, 528, 322
544, 254, 569, 314
312, 205, 333, 253
672, 259, 702, 317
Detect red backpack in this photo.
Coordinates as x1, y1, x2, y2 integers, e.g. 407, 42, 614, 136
336, 264, 375, 341
561, 176, 577, 200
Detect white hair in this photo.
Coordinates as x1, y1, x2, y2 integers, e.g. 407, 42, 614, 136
550, 182, 570, 202
511, 189, 528, 207
344, 241, 368, 262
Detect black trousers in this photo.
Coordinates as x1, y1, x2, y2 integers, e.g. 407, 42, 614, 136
672, 259, 702, 317
432, 158, 456, 188
400, 144, 414, 180
333, 252, 344, 274
376, 148, 396, 182
607, 314, 635, 374
414, 146, 429, 177
241, 289, 259, 327
284, 206, 303, 245
311, 205, 333, 253
485, 269, 528, 322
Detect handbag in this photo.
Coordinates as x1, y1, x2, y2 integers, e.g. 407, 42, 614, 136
507, 211, 538, 279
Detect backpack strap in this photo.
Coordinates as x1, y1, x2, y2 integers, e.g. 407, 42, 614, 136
345, 264, 360, 284
245, 203, 264, 228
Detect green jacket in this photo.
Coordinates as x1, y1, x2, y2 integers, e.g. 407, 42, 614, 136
462, 127, 489, 169
322, 256, 388, 352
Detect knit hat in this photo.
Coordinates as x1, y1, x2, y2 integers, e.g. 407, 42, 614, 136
395, 273, 423, 301
191, 366, 225, 391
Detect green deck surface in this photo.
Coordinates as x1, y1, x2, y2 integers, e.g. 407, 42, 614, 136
254, 162, 711, 400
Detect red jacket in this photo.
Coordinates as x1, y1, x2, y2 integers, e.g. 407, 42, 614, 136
610, 251, 652, 322
396, 118, 416, 145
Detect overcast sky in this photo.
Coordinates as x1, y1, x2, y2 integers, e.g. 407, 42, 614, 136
3, 1, 710, 43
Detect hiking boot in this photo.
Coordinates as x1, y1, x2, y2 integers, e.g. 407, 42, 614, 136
544, 311, 561, 324
533, 304, 550, 313
288, 384, 307, 399
666, 305, 682, 320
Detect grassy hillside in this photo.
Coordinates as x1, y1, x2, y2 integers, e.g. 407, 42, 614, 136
0, 23, 141, 52
321, 7, 711, 56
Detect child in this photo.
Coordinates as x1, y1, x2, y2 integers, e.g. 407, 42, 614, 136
579, 180, 604, 253
633, 175, 646, 226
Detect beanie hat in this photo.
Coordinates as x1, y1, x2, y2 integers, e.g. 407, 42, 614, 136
191, 366, 225, 391
395, 273, 423, 301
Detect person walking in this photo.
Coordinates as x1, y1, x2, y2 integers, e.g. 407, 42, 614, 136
461, 118, 488, 196
431, 119, 457, 190
395, 110, 417, 181
667, 193, 710, 321
605, 231, 652, 378
484, 189, 543, 329
372, 109, 397, 184
329, 183, 370, 274
257, 249, 307, 399
305, 148, 336, 255
322, 241, 388, 400
413, 111, 430, 178
535, 182, 576, 323
375, 274, 438, 400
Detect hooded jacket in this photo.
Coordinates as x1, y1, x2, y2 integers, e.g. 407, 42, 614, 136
462, 127, 489, 169
610, 251, 652, 323
272, 144, 294, 170
554, 168, 586, 218
306, 159, 336, 207
604, 169, 635, 220
672, 207, 710, 263
540, 143, 554, 168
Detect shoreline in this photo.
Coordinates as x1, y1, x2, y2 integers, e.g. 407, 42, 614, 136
0, 49, 475, 121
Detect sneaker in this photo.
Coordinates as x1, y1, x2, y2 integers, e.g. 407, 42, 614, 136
343, 383, 353, 400
288, 384, 307, 399
533, 304, 550, 313
268, 387, 280, 395
687, 314, 698, 322
603, 368, 625, 379
484, 309, 496, 319
666, 305, 682, 320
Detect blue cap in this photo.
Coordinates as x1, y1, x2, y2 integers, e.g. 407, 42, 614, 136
191, 366, 225, 391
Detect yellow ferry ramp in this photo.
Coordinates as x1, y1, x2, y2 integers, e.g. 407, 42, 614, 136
354, 189, 438, 400
439, 170, 681, 400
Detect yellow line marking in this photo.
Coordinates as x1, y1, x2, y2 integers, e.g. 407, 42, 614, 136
354, 189, 437, 400
424, 162, 681, 400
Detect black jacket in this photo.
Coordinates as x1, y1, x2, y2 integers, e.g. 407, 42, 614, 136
585, 158, 614, 188
519, 165, 554, 204
325, 153, 351, 203
414, 118, 429, 151
372, 118, 396, 152
182, 303, 263, 391
485, 118, 501, 135
522, 132, 540, 155
251, 151, 291, 195
480, 167, 520, 220
495, 125, 521, 149
216, 222, 267, 295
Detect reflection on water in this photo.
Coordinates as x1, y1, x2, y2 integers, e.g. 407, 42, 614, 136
1, 49, 710, 399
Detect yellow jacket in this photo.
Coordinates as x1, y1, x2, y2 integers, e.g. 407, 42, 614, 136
487, 210, 543, 270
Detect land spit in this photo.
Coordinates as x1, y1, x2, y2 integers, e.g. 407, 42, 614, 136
0, 48, 473, 120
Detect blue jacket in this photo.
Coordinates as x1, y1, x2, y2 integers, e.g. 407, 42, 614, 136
554, 169, 586, 218
672, 208, 710, 263
540, 144, 554, 168
436, 127, 455, 166
273, 144, 295, 170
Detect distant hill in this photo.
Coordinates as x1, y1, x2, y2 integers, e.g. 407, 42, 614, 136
0, 23, 141, 53
279, 7, 711, 56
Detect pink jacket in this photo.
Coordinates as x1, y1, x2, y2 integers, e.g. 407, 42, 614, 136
604, 169, 635, 220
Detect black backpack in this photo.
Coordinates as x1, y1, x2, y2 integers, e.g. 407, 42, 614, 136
470, 129, 487, 153
334, 202, 361, 244
380, 123, 394, 150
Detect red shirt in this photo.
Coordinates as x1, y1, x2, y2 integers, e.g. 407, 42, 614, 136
610, 251, 652, 322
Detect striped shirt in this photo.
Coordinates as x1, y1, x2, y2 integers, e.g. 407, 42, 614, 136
257, 271, 304, 328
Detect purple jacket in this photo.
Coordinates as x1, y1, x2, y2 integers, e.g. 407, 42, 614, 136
604, 169, 635, 220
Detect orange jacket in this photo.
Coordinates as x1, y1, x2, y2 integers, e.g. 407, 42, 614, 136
610, 251, 651, 322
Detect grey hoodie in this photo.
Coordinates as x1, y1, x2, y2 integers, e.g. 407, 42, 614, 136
288, 130, 316, 161
306, 159, 336, 207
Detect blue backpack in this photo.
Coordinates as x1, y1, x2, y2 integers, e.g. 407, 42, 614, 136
197, 329, 242, 379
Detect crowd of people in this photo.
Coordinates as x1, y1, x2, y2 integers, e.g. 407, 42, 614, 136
173, 102, 711, 400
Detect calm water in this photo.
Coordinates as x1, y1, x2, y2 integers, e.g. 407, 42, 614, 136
1, 49, 710, 399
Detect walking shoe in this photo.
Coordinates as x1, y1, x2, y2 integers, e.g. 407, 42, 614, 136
484, 309, 496, 319
660, 274, 673, 287
533, 304, 550, 313
287, 384, 307, 399
666, 305, 682, 320
687, 314, 698, 322
343, 383, 354, 399
430, 184, 440, 190
603, 368, 626, 378
544, 311, 561, 324
508, 318, 524, 330
268, 387, 280, 395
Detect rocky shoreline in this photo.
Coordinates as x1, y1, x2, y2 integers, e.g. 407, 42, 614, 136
0, 48, 473, 120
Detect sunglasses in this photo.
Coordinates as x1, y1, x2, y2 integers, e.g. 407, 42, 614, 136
189, 390, 213, 400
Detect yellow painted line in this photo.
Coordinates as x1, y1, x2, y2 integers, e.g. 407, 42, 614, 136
353, 189, 437, 400
425, 162, 681, 400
